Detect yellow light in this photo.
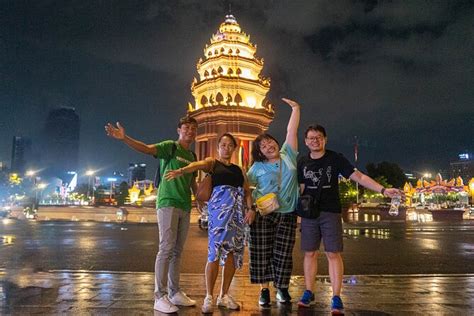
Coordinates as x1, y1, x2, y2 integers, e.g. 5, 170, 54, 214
246, 96, 256, 108
38, 183, 48, 189
241, 68, 252, 79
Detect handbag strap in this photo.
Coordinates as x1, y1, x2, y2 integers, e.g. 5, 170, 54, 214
277, 159, 282, 191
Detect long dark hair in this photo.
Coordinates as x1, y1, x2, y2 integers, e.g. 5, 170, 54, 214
251, 133, 280, 163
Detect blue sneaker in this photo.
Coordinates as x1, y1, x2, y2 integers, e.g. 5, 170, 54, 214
297, 290, 315, 308
331, 295, 344, 314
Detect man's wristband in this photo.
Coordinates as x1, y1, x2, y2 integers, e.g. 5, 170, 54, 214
380, 188, 386, 196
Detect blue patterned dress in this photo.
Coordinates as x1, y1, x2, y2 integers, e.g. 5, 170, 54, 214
207, 162, 245, 269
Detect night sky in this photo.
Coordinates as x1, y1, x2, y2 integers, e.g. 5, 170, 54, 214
1, 0, 473, 178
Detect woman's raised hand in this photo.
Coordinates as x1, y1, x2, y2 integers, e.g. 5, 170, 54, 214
281, 98, 300, 109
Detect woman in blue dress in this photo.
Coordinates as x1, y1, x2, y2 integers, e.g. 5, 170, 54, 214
165, 133, 254, 313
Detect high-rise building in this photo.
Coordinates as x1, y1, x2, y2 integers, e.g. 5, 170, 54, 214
42, 107, 80, 176
128, 163, 146, 184
450, 152, 473, 182
187, 15, 274, 171
11, 136, 32, 173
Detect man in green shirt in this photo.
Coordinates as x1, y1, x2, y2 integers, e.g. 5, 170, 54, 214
105, 116, 198, 313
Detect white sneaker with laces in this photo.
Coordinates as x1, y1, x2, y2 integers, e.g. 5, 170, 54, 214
217, 294, 240, 310
169, 290, 196, 306
201, 295, 213, 314
154, 295, 179, 313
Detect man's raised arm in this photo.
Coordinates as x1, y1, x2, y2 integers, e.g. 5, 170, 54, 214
105, 122, 156, 156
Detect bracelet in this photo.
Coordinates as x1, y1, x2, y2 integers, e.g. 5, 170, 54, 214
380, 188, 386, 196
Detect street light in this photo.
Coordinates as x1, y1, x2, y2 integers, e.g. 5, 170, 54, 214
26, 170, 36, 177
25, 170, 40, 208
36, 183, 47, 206
107, 177, 117, 203
86, 170, 95, 201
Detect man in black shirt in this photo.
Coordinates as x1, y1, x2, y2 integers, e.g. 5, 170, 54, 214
296, 125, 402, 314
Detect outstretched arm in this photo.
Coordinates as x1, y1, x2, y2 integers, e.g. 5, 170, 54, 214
281, 98, 300, 152
165, 157, 214, 181
105, 122, 156, 156
349, 170, 403, 198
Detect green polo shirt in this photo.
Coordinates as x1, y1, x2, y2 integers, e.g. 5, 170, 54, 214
155, 140, 196, 211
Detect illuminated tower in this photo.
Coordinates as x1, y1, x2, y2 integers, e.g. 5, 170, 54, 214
187, 14, 274, 170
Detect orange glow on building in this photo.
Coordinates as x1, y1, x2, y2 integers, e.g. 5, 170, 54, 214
187, 14, 274, 170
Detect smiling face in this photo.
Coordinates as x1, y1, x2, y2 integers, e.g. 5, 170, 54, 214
259, 137, 280, 161
177, 122, 197, 144
305, 129, 327, 153
217, 135, 236, 160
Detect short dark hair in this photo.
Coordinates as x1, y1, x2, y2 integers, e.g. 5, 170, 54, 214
177, 116, 198, 128
305, 124, 327, 138
218, 133, 237, 147
251, 133, 280, 162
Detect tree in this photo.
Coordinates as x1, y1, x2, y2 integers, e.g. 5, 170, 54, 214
339, 178, 358, 208
366, 161, 407, 188
73, 183, 89, 196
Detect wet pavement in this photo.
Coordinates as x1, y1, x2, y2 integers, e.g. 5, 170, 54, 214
2, 219, 474, 275
1, 269, 473, 315
2, 219, 474, 314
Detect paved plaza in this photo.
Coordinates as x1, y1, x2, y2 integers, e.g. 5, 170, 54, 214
1, 269, 473, 315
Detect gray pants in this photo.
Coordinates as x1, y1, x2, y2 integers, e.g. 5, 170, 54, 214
154, 207, 190, 299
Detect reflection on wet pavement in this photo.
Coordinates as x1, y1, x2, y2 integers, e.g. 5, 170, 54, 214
1, 270, 473, 314
345, 228, 391, 239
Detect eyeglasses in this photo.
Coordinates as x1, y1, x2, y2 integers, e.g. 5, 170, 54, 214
306, 136, 324, 142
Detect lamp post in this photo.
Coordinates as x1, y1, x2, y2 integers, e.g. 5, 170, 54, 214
25, 170, 36, 178
86, 170, 95, 201
107, 178, 117, 204
26, 170, 38, 208
37, 183, 47, 206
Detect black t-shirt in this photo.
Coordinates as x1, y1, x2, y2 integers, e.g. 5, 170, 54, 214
211, 160, 244, 188
297, 150, 355, 213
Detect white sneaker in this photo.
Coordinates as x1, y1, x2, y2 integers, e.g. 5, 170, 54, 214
201, 295, 213, 314
169, 290, 196, 306
217, 294, 240, 310
154, 295, 179, 313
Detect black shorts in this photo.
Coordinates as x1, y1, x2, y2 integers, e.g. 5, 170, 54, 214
300, 211, 343, 253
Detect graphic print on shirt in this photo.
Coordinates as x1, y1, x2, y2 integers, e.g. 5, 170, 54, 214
326, 166, 332, 184
303, 165, 332, 189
